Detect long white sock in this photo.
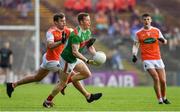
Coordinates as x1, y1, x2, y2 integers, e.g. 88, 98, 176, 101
159, 98, 163, 102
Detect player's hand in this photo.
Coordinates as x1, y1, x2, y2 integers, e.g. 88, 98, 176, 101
158, 38, 165, 43
87, 38, 96, 48
61, 31, 67, 44
132, 55, 137, 63
86, 59, 98, 65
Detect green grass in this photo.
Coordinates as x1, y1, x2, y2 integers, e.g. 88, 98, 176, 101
0, 84, 180, 111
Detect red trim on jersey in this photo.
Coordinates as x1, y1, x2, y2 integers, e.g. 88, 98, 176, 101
74, 27, 78, 35
80, 40, 89, 48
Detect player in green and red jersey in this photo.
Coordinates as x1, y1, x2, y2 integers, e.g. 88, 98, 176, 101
43, 12, 102, 108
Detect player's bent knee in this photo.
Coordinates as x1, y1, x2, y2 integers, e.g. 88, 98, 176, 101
84, 72, 91, 78
160, 79, 166, 84
153, 76, 159, 82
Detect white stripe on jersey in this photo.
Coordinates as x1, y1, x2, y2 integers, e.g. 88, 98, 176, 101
46, 32, 54, 42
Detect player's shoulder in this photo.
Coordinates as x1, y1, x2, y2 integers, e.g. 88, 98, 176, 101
151, 26, 160, 32
72, 27, 79, 36
136, 27, 144, 35
64, 26, 73, 32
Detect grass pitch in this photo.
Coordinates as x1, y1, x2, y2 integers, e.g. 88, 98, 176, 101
0, 84, 180, 111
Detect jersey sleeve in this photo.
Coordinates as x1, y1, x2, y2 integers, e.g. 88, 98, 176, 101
71, 35, 80, 44
158, 30, 164, 39
65, 28, 73, 39
46, 31, 54, 42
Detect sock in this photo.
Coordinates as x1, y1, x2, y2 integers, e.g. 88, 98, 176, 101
47, 95, 54, 101
86, 93, 91, 100
67, 75, 72, 84
159, 98, 163, 102
163, 97, 167, 100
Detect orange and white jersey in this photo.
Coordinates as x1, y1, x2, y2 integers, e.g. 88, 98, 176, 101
134, 26, 164, 61
45, 26, 71, 61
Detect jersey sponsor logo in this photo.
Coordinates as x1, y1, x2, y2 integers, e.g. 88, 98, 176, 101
143, 37, 156, 44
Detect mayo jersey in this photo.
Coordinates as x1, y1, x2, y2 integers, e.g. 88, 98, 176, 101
135, 26, 164, 61
61, 26, 92, 63
46, 26, 71, 61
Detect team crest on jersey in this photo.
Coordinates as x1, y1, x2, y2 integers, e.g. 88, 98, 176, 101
143, 37, 156, 44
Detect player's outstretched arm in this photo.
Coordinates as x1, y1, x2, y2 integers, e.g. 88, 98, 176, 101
132, 41, 139, 63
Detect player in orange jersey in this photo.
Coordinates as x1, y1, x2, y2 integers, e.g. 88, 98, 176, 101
132, 13, 170, 104
6, 13, 101, 106
6, 13, 70, 98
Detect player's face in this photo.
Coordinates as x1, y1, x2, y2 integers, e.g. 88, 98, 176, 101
55, 17, 66, 30
82, 16, 91, 30
142, 16, 152, 28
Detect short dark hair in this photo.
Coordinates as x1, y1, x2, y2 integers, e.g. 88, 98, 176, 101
53, 13, 65, 22
77, 12, 89, 23
142, 13, 151, 18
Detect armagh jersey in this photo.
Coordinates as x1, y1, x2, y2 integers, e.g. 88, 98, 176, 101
135, 26, 164, 61
61, 26, 92, 63
46, 26, 71, 61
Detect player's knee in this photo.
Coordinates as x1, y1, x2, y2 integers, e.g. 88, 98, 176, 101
153, 76, 159, 83
160, 79, 166, 84
84, 72, 91, 78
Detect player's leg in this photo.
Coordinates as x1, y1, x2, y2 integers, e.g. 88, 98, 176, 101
71, 80, 102, 103
0, 68, 6, 84
147, 68, 163, 104
15, 68, 49, 87
43, 70, 69, 108
156, 68, 170, 104
6, 67, 49, 98
64, 62, 102, 103
70, 61, 91, 82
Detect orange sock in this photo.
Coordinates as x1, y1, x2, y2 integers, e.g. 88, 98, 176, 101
67, 75, 72, 84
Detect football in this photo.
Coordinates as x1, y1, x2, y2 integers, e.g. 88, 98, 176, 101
93, 51, 106, 65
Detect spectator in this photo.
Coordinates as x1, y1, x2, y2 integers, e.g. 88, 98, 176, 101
0, 41, 13, 84
17, 0, 33, 18
130, 19, 142, 41
95, 10, 108, 33
114, 0, 128, 13
73, 0, 85, 14
111, 48, 124, 70
64, 0, 76, 12
152, 8, 164, 28
96, 0, 106, 12
128, 0, 136, 12
130, 9, 140, 24
84, 0, 92, 12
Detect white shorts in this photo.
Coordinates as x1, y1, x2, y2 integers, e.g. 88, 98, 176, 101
143, 59, 165, 71
40, 53, 61, 72
59, 56, 83, 74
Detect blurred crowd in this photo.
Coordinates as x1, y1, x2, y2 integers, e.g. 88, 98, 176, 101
63, 0, 180, 70
0, 0, 33, 18
0, 0, 180, 72
64, 0, 136, 13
